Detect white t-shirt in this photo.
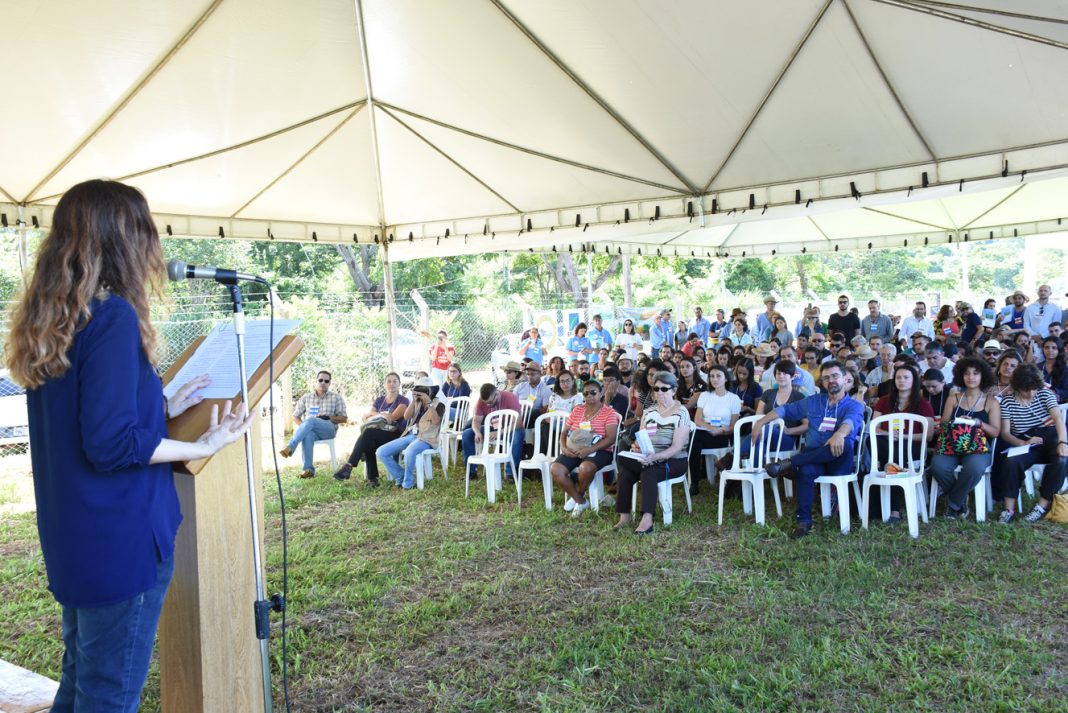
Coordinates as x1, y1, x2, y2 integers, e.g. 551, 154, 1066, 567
695, 391, 742, 430
549, 392, 584, 413
616, 333, 643, 360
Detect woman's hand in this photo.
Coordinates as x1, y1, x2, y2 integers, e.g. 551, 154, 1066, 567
167, 374, 211, 419
1028, 435, 1044, 446
1058, 443, 1068, 458
196, 400, 254, 454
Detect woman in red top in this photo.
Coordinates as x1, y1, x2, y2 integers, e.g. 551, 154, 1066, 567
428, 329, 456, 384
549, 380, 621, 517
871, 364, 935, 524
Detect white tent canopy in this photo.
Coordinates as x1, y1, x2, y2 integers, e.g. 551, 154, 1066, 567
3, 0, 1068, 259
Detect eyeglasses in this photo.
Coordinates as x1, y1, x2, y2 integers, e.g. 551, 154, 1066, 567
1040, 306, 1045, 315
653, 386, 674, 392
318, 378, 331, 383
582, 391, 600, 397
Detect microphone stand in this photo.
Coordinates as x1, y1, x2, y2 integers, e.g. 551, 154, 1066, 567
227, 283, 274, 713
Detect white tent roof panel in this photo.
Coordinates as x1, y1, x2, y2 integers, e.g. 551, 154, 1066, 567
4, 0, 1068, 261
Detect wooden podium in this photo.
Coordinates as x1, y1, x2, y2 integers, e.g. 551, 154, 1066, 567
158, 334, 303, 712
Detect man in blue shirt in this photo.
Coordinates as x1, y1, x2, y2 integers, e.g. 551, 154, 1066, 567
650, 309, 673, 351
750, 361, 865, 539
755, 296, 779, 342
691, 306, 712, 346
587, 314, 614, 351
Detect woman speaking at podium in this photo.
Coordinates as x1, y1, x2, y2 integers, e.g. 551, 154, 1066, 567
6, 179, 254, 712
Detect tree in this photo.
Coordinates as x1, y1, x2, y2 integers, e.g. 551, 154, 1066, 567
541, 254, 621, 308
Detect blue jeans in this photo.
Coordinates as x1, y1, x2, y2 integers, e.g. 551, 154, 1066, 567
288, 418, 338, 473
461, 426, 525, 477
52, 555, 175, 713
377, 433, 434, 488
790, 443, 854, 525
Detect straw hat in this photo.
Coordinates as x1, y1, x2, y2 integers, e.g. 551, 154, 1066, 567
753, 343, 777, 358
982, 339, 1002, 353
855, 345, 877, 360
502, 360, 523, 373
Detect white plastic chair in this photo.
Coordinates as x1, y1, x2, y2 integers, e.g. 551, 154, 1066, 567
518, 412, 567, 510
465, 409, 520, 506
518, 399, 534, 430
861, 414, 930, 538
630, 427, 697, 525
814, 421, 866, 534
588, 426, 623, 513
717, 416, 785, 526
440, 396, 471, 468
314, 438, 338, 470
700, 445, 733, 486
1023, 404, 1068, 499
927, 437, 996, 523
414, 441, 448, 490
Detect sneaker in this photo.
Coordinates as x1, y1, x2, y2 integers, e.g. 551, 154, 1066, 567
298, 469, 314, 479
571, 500, 590, 518
944, 507, 961, 520
790, 522, 812, 539
1023, 504, 1048, 523
279, 446, 293, 458
599, 494, 616, 509
333, 463, 353, 481
366, 479, 380, 488
563, 496, 576, 512
997, 509, 1015, 525
886, 514, 902, 526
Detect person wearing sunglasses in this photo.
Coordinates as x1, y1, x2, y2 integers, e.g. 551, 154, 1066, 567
827, 295, 861, 344
616, 319, 643, 362
614, 371, 693, 534
281, 370, 348, 479
551, 380, 622, 517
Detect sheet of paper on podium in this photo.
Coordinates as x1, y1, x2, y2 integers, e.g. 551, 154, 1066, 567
163, 319, 302, 400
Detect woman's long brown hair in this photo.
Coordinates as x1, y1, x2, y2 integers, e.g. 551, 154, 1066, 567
6, 180, 165, 388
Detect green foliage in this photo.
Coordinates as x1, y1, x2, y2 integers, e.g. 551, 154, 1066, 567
724, 258, 776, 294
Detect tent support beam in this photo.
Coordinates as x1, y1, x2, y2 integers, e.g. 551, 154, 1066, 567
959, 184, 1026, 229
379, 106, 521, 213
701, 0, 835, 193
381, 238, 398, 373
377, 102, 686, 194
23, 0, 227, 203
842, 0, 937, 161
861, 207, 949, 231
488, 0, 699, 195
872, 0, 1068, 51
909, 1, 1068, 25
353, 0, 388, 226
231, 105, 366, 218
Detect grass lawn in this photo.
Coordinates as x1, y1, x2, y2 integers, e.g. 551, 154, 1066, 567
2, 459, 1067, 712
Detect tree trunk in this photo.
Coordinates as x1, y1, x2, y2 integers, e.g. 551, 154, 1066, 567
622, 255, 633, 307
794, 256, 809, 294
336, 244, 383, 305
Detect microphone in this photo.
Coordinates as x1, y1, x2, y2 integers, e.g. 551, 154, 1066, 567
167, 259, 265, 285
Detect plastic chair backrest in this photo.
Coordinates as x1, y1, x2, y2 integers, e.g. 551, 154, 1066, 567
532, 411, 567, 460
480, 409, 518, 456
727, 415, 781, 470
446, 397, 471, 433
851, 419, 868, 477
868, 413, 928, 475
518, 399, 533, 428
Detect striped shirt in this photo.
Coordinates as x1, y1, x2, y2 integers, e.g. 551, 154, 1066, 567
1000, 389, 1058, 438
565, 404, 622, 450
640, 406, 693, 458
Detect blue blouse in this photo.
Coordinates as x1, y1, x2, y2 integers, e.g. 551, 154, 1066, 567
566, 335, 592, 355
28, 295, 178, 607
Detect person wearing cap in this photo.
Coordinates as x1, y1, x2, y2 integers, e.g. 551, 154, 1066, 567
650, 309, 674, 351
1024, 284, 1062, 338
514, 363, 553, 427
375, 377, 446, 490
281, 370, 348, 479
980, 338, 1003, 367
501, 360, 524, 393
861, 300, 895, 343
755, 296, 779, 342
587, 314, 614, 351
828, 295, 861, 343
518, 326, 548, 366
1002, 290, 1028, 332
900, 301, 935, 341
428, 329, 456, 385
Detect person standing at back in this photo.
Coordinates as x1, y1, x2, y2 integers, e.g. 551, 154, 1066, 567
860, 299, 895, 343
6, 179, 254, 713
428, 329, 456, 384
828, 295, 861, 343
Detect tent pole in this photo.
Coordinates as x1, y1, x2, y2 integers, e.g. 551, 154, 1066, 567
16, 206, 29, 287
586, 252, 594, 319
381, 239, 398, 373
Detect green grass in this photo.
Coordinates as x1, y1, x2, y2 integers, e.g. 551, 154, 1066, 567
2, 463, 1067, 712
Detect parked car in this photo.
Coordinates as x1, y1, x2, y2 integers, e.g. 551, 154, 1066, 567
0, 370, 29, 446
